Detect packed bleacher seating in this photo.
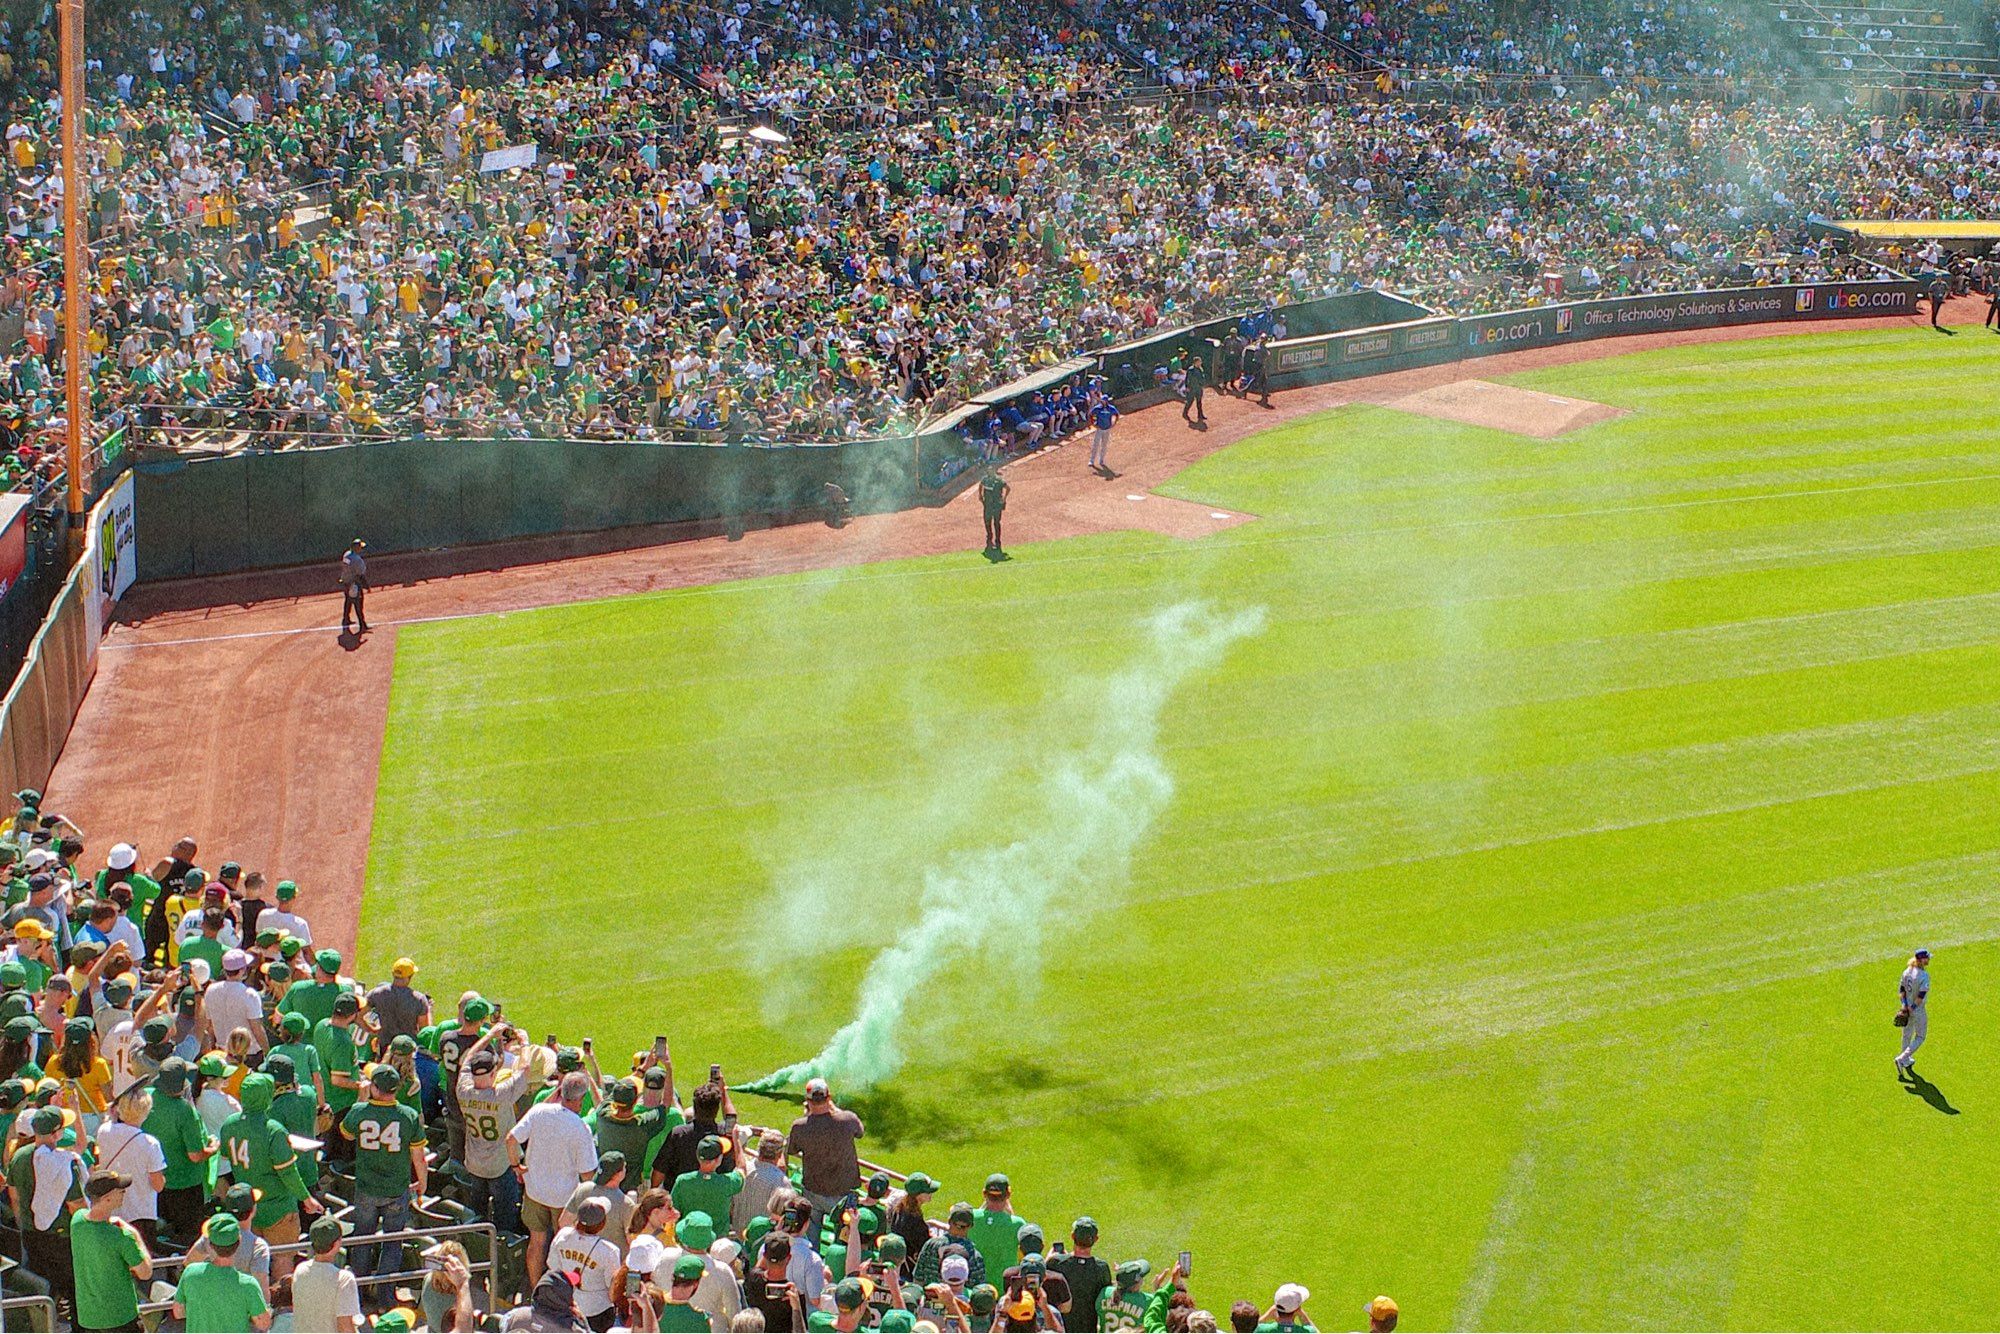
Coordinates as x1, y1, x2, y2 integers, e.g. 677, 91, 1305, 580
0, 799, 1397, 1334
0, 0, 1981, 465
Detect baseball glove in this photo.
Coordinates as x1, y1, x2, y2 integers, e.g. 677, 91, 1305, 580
1894, 1006, 1911, 1028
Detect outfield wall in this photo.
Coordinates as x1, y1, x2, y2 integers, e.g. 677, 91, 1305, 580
133, 433, 919, 583
127, 278, 1924, 582
0, 480, 134, 799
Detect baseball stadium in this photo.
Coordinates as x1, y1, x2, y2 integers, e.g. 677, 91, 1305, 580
0, 0, 1988, 1328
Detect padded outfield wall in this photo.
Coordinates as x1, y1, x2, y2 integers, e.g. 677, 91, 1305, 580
128, 279, 1925, 582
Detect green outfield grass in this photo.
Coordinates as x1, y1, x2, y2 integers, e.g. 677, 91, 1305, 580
360, 327, 2000, 1330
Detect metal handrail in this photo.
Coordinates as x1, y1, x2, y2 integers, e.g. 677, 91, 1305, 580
0, 1293, 54, 1333
133, 1217, 501, 1315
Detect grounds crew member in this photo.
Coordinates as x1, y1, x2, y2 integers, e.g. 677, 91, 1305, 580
338, 538, 370, 635
980, 466, 1010, 555
1896, 947, 1932, 1073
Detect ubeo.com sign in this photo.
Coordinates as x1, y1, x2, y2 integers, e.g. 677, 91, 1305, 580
1459, 280, 1923, 356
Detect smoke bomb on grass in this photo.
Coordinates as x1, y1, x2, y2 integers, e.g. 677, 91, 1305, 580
740, 600, 1265, 1094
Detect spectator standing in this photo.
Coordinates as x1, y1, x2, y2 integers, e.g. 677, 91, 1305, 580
437, 994, 494, 1167
216, 1073, 318, 1282
509, 1070, 600, 1287
564, 1152, 636, 1248
967, 1176, 1027, 1291
141, 1058, 214, 1246
314, 992, 366, 1165
744, 1232, 805, 1332
172, 1213, 272, 1333
550, 1196, 622, 1332
365, 957, 432, 1057
70, 1170, 152, 1334
596, 1075, 678, 1184
91, 1087, 166, 1249
659, 1254, 713, 1331
736, 1132, 792, 1236
457, 1025, 530, 1233
1047, 1218, 1111, 1332
292, 1214, 364, 1334
787, 1078, 864, 1237
671, 1135, 744, 1233
1100, 1262, 1151, 1331
340, 1065, 429, 1289
1258, 1284, 1314, 1332
264, 1054, 322, 1198
914, 1203, 987, 1287
205, 950, 266, 1054
656, 1080, 735, 1187
19, 1105, 84, 1318
258, 881, 312, 945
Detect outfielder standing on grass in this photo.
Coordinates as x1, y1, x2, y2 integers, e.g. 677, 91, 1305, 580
1895, 948, 1931, 1074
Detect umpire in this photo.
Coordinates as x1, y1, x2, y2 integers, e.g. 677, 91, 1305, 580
338, 538, 370, 634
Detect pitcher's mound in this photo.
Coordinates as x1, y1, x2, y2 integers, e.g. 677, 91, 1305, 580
1380, 379, 1626, 439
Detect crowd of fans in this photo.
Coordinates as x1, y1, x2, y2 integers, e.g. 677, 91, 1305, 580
0, 0, 1979, 460
0, 796, 1406, 1334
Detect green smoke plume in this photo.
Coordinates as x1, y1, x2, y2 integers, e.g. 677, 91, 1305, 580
738, 600, 1266, 1095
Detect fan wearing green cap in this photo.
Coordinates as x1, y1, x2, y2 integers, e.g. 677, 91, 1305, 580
141, 1059, 216, 1246
914, 1202, 987, 1288
11, 1104, 83, 1314
340, 1062, 428, 1285
670, 1132, 744, 1231
172, 1213, 271, 1332
313, 991, 366, 1166
263, 1053, 321, 1193
215, 1072, 319, 1283
1100, 1261, 1152, 1331
281, 950, 350, 1029
654, 1251, 714, 1331
437, 994, 495, 1168
152, 869, 207, 970
268, 1011, 328, 1107
256, 879, 310, 946
589, 1073, 677, 1190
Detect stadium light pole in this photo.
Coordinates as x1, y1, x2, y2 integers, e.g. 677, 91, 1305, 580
58, 0, 86, 550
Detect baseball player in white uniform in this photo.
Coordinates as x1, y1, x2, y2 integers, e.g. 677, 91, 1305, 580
1895, 948, 1931, 1073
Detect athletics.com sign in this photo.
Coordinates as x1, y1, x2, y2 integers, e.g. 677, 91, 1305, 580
1461, 281, 1923, 355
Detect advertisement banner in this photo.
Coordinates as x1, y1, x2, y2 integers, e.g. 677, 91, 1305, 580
84, 478, 136, 656
1458, 281, 1924, 357
0, 496, 28, 601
